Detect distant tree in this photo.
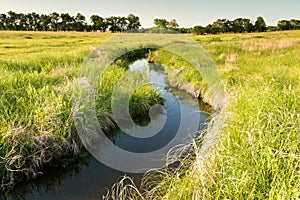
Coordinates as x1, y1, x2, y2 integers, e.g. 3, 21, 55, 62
107, 16, 121, 32
31, 12, 40, 31
231, 18, 253, 33
59, 13, 74, 31
168, 19, 179, 30
290, 19, 300, 30
7, 11, 17, 30
205, 24, 213, 34
74, 13, 86, 31
232, 18, 244, 33
177, 27, 192, 33
244, 19, 254, 32
0, 14, 7, 30
254, 16, 267, 32
90, 15, 99, 31
127, 14, 141, 30
49, 12, 60, 31
154, 18, 169, 28
212, 19, 230, 33
267, 26, 278, 32
14, 13, 24, 30
192, 26, 205, 35
40, 14, 51, 31
277, 20, 291, 31
118, 16, 128, 32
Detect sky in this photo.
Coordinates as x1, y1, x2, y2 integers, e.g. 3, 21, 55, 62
0, 0, 299, 28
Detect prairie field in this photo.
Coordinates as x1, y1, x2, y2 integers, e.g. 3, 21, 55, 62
144, 31, 300, 199
0, 30, 300, 199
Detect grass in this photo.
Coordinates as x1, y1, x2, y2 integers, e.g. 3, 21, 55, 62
133, 31, 300, 199
0, 31, 163, 190
1, 30, 299, 199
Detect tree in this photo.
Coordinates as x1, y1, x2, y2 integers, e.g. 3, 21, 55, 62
107, 16, 121, 32
40, 14, 51, 31
168, 19, 179, 30
177, 27, 192, 33
193, 26, 205, 35
290, 19, 300, 30
74, 13, 86, 31
30, 12, 40, 31
212, 19, 230, 33
49, 12, 60, 31
277, 20, 291, 31
0, 14, 7, 30
127, 14, 141, 30
7, 11, 17, 30
90, 15, 108, 32
254, 16, 267, 32
154, 18, 169, 28
59, 13, 74, 31
91, 15, 104, 31
118, 17, 128, 32
244, 19, 254, 32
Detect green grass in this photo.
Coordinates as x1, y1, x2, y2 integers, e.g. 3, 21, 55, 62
138, 31, 300, 199
1, 30, 300, 199
0, 31, 163, 190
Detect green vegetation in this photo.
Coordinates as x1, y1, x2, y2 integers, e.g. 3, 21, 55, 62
1, 30, 299, 199
0, 11, 141, 32
1, 11, 300, 34
134, 30, 300, 199
0, 31, 162, 190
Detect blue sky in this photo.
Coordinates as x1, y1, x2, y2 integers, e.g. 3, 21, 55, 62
0, 0, 299, 27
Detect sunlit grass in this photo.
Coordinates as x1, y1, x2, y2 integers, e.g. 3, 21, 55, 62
1, 30, 300, 198
0, 31, 162, 190
131, 30, 300, 199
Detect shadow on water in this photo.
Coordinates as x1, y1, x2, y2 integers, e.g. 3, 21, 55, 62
3, 59, 209, 200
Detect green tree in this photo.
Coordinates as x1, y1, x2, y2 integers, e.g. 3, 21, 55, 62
7, 11, 17, 30
277, 20, 291, 31
40, 14, 51, 31
154, 18, 169, 28
118, 17, 128, 32
30, 12, 40, 31
244, 19, 254, 32
168, 19, 179, 30
0, 14, 7, 30
254, 16, 267, 32
212, 19, 230, 33
74, 13, 86, 31
193, 26, 205, 35
59, 13, 74, 31
49, 12, 60, 31
290, 19, 300, 30
107, 16, 121, 32
127, 14, 141, 30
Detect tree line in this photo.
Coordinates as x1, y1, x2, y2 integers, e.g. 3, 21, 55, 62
190, 17, 300, 35
0, 11, 141, 32
0, 11, 299, 34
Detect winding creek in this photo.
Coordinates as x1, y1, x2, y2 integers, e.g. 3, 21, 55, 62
5, 59, 208, 200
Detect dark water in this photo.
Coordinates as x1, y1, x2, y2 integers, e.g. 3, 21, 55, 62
4, 60, 208, 200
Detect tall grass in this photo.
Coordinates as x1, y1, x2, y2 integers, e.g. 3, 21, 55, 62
108, 31, 300, 199
0, 31, 163, 190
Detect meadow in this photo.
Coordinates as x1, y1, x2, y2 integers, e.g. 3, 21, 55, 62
140, 31, 300, 199
0, 30, 299, 199
0, 31, 163, 190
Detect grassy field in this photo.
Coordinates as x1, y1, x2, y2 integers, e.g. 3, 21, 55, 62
0, 31, 163, 190
0, 30, 299, 199
140, 31, 300, 199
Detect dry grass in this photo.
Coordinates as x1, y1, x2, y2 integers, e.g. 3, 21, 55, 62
241, 38, 300, 51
